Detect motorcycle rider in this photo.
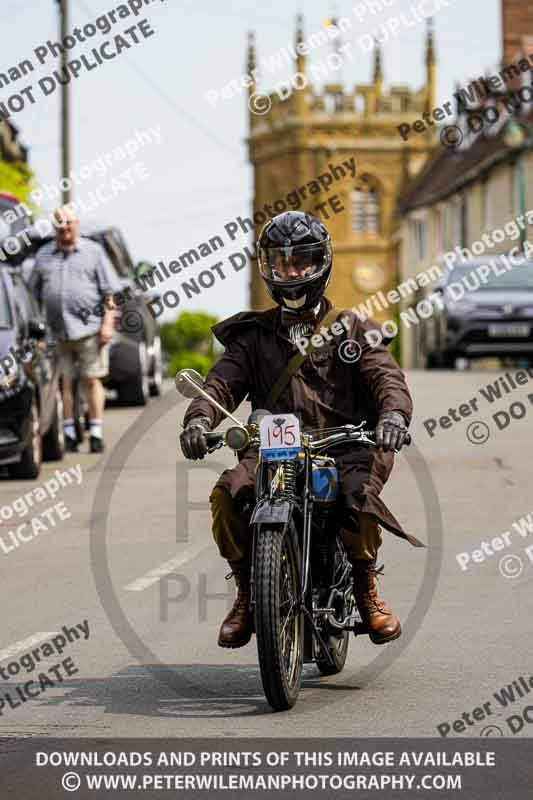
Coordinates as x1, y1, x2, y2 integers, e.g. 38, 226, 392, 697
180, 211, 422, 649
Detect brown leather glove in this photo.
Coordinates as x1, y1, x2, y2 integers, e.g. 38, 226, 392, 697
180, 416, 211, 460
375, 411, 409, 452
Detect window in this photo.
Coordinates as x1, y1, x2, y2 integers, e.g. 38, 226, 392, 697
437, 206, 447, 251
350, 174, 380, 234
481, 178, 489, 230
411, 219, 427, 261
513, 158, 526, 220
459, 194, 468, 248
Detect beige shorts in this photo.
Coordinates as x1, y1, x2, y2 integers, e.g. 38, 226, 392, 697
57, 335, 109, 379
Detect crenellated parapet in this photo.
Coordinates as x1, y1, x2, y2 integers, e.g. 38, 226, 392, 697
247, 18, 437, 147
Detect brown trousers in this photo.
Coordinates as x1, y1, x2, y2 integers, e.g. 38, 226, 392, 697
210, 486, 382, 570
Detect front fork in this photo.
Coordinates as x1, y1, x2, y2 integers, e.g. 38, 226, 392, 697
249, 457, 344, 667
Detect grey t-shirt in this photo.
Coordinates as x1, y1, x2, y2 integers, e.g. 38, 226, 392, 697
30, 237, 122, 341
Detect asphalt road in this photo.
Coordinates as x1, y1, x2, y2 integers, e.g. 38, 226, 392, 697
1, 371, 532, 739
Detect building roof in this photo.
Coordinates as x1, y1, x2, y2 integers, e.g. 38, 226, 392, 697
399, 110, 533, 213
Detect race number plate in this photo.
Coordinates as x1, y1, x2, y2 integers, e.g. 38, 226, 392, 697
259, 414, 301, 461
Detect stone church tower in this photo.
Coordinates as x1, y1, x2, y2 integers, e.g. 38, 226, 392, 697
247, 16, 437, 318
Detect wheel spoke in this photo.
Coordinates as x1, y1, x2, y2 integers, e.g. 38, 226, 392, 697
278, 535, 300, 681
280, 600, 297, 641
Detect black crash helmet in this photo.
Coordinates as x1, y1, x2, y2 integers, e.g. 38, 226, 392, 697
256, 211, 332, 311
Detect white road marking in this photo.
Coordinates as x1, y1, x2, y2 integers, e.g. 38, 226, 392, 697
0, 633, 59, 662
123, 543, 212, 592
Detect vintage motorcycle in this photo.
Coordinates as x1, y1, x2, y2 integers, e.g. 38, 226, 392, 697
176, 368, 410, 712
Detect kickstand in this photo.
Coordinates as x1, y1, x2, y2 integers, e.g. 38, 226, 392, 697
301, 605, 336, 667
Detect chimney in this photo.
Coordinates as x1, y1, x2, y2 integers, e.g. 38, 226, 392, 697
501, 0, 533, 66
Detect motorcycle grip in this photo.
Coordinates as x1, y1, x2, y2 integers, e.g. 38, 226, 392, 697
205, 432, 223, 447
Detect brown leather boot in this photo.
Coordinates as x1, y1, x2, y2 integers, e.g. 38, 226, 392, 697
218, 564, 253, 649
352, 560, 402, 645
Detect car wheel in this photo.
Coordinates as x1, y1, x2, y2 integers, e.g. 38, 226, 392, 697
149, 336, 163, 397
441, 352, 457, 369
117, 342, 150, 406
42, 388, 65, 461
425, 352, 439, 369
9, 397, 42, 479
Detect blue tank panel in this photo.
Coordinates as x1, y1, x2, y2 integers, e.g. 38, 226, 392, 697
311, 464, 339, 502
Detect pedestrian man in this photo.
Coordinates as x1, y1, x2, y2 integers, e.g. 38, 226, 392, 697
30, 206, 121, 453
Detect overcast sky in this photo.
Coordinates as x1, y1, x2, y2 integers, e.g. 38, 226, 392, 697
1, 0, 500, 319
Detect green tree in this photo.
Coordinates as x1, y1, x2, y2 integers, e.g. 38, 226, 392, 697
160, 310, 218, 378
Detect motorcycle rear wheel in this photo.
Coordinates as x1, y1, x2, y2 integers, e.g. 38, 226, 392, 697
316, 629, 349, 675
316, 534, 351, 676
254, 522, 303, 711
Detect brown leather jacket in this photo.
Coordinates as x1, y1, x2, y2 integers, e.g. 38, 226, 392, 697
184, 298, 422, 547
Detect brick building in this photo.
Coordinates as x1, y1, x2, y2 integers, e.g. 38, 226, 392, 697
502, 0, 533, 65
397, 0, 533, 368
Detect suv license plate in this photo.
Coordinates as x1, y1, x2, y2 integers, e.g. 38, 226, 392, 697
488, 324, 530, 338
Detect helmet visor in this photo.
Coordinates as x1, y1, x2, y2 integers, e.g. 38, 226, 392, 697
257, 242, 332, 285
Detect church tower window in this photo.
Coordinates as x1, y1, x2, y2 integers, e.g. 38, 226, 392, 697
350, 175, 381, 234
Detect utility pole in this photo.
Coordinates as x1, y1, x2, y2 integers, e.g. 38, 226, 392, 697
57, 0, 71, 205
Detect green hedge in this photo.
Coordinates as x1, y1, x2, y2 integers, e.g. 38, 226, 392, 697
161, 311, 218, 378
168, 351, 213, 379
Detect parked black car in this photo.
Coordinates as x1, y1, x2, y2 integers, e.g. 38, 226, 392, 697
86, 227, 162, 405
422, 256, 533, 368
0, 191, 32, 244
0, 267, 64, 479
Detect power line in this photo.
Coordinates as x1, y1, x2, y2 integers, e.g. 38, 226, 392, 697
73, 0, 243, 161
98, 201, 252, 228
177, 0, 288, 28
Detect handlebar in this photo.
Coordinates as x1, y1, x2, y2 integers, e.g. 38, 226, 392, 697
205, 432, 224, 449
203, 427, 411, 453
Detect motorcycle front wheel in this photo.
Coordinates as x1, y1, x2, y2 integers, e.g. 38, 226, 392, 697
254, 521, 303, 711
